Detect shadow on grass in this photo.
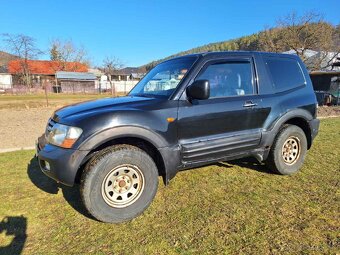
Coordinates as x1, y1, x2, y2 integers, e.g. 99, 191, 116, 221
26, 157, 94, 220
226, 157, 274, 174
0, 215, 27, 255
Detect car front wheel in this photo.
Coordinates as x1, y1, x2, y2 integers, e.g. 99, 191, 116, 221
80, 144, 159, 223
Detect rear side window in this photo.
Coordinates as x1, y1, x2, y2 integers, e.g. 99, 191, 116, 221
265, 57, 306, 93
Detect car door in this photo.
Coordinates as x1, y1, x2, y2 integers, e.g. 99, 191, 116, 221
177, 57, 270, 165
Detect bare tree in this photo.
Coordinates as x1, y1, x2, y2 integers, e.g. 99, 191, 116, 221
259, 12, 340, 71
2, 33, 42, 88
49, 39, 89, 71
102, 56, 124, 96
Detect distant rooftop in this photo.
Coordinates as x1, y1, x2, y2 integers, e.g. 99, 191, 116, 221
283, 49, 320, 58
283, 49, 340, 71
56, 71, 96, 80
113, 67, 144, 75
8, 60, 88, 75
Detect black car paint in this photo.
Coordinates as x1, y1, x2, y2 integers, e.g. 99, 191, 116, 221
37, 51, 319, 186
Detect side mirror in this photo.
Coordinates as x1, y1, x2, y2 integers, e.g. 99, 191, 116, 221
186, 80, 210, 100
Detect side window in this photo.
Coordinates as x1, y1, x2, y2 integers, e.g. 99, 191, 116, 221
196, 61, 254, 98
265, 57, 306, 92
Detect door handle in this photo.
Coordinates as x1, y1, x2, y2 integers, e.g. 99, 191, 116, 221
243, 101, 258, 108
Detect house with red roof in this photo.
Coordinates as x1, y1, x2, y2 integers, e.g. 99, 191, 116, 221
5, 59, 99, 93
8, 59, 88, 86
8, 59, 88, 74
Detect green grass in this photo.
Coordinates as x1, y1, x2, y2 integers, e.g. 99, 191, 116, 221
0, 118, 339, 254
0, 94, 125, 109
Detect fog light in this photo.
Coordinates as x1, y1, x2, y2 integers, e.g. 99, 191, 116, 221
45, 161, 51, 171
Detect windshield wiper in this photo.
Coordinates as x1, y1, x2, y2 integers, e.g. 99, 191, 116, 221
132, 93, 157, 98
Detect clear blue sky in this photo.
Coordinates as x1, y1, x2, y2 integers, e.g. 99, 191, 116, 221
1, 0, 339, 67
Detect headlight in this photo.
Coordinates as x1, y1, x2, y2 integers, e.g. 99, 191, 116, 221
47, 123, 83, 148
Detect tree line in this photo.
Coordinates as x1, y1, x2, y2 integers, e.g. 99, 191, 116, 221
144, 12, 340, 72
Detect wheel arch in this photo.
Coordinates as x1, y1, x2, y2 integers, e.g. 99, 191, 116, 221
76, 126, 170, 184
262, 109, 314, 153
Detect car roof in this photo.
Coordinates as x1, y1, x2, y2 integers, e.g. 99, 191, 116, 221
170, 51, 297, 59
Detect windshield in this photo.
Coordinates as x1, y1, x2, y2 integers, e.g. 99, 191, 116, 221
129, 56, 197, 98
329, 77, 340, 97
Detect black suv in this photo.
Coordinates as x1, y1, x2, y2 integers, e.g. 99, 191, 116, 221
37, 52, 320, 223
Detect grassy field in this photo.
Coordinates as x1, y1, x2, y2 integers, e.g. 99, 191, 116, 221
0, 94, 118, 109
0, 118, 339, 254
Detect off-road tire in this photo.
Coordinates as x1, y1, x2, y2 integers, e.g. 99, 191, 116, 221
80, 144, 159, 223
265, 125, 307, 175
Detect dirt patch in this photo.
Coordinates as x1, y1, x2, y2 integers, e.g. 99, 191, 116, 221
317, 106, 340, 117
0, 108, 54, 149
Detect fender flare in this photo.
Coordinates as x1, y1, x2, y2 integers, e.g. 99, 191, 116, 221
261, 108, 313, 149
78, 126, 168, 151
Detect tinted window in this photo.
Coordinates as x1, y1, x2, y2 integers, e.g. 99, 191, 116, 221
265, 57, 306, 92
196, 61, 254, 98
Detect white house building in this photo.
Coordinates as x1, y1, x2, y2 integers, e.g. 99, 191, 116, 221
0, 67, 12, 90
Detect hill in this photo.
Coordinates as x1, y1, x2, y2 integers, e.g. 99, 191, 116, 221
144, 23, 340, 70
0, 51, 18, 71
143, 33, 259, 70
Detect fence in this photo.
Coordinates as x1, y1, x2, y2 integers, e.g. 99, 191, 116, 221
0, 80, 139, 95
95, 80, 138, 93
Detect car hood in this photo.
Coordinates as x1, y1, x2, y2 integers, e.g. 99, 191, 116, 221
52, 96, 160, 122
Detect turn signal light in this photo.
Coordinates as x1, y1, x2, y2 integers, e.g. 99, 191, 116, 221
60, 138, 77, 148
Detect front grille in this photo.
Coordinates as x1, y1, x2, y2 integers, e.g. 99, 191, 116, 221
45, 118, 56, 137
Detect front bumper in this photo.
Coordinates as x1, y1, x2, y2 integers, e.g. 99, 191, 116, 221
36, 135, 88, 186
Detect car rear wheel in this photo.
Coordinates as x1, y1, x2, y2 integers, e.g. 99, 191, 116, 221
80, 144, 159, 223
265, 125, 307, 175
